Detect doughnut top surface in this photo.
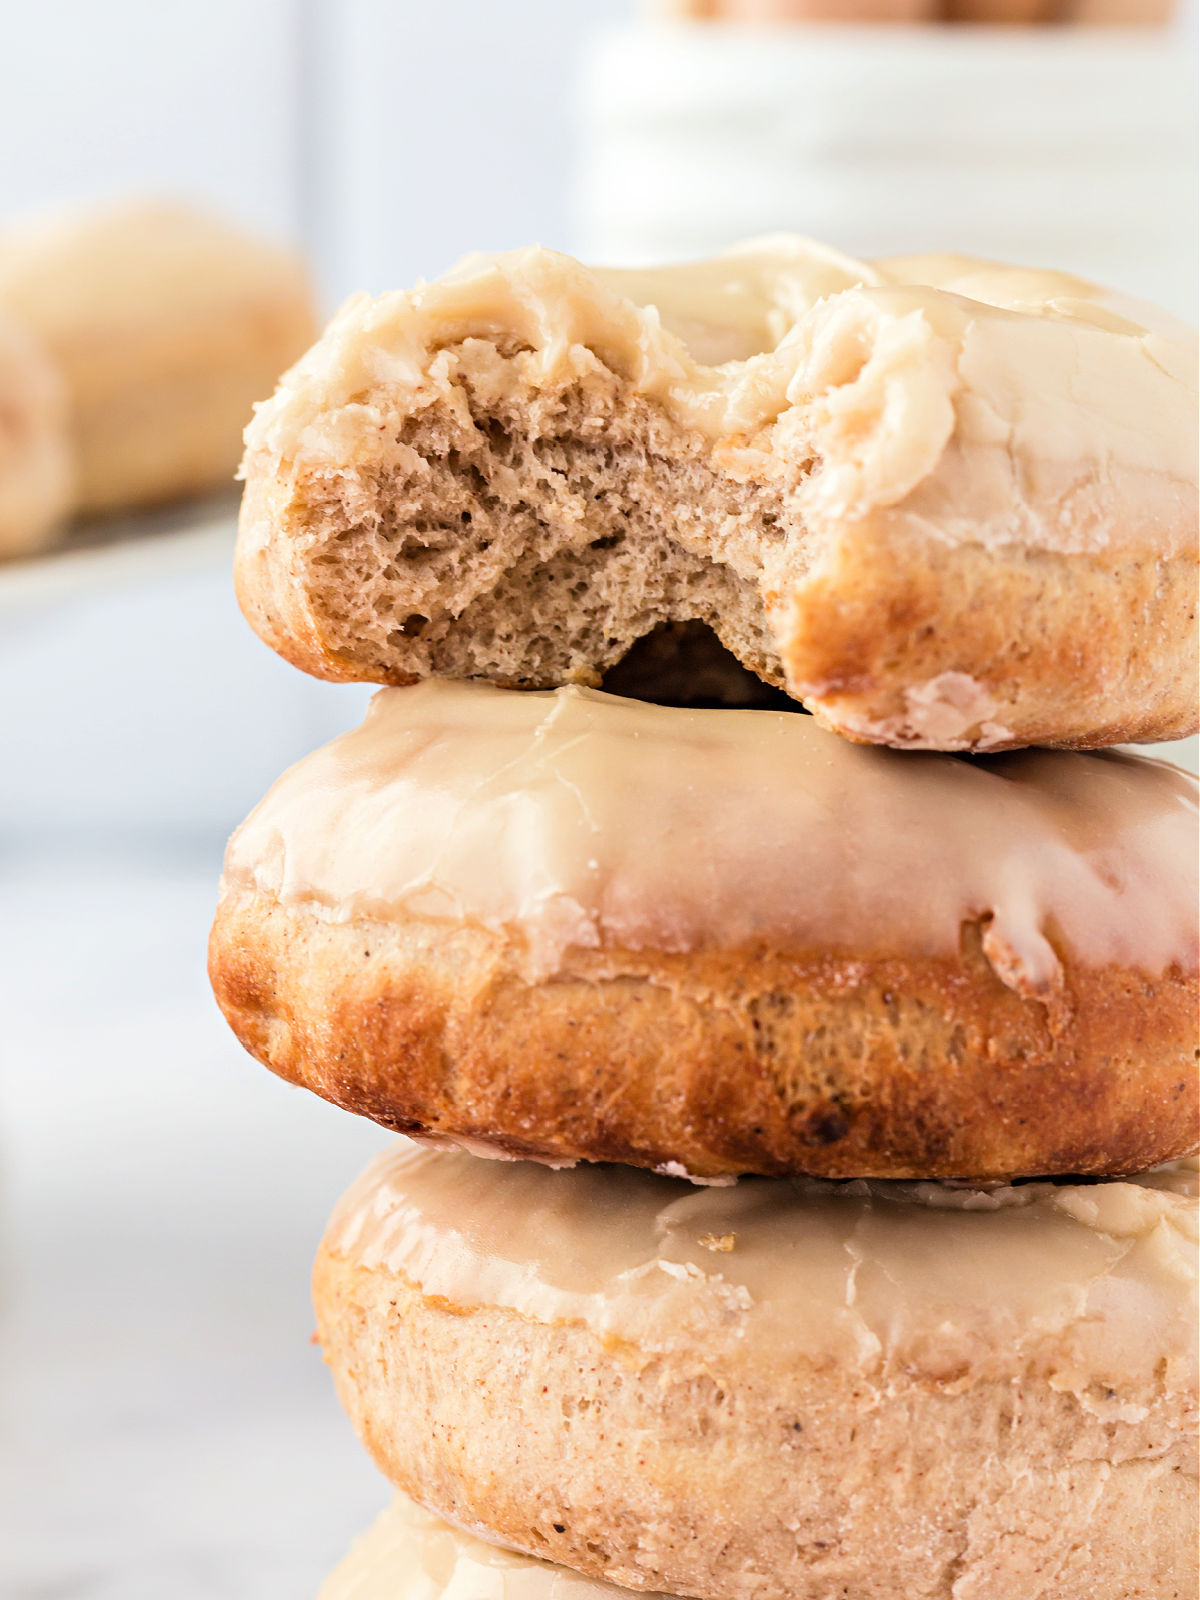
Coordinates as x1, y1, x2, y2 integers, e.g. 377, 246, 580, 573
246, 236, 1197, 520
324, 1141, 1198, 1391
223, 680, 1198, 984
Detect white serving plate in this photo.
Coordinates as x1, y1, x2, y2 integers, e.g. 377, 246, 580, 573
0, 495, 240, 614
0, 497, 370, 842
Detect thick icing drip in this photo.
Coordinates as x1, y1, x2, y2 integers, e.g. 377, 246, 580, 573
243, 236, 1197, 558
323, 1143, 1198, 1397
222, 681, 1198, 983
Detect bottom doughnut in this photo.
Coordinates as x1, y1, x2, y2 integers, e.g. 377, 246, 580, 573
314, 1145, 1198, 1600
318, 1493, 667, 1600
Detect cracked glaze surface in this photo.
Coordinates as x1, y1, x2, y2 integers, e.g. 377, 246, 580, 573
221, 681, 1199, 984
323, 1142, 1198, 1400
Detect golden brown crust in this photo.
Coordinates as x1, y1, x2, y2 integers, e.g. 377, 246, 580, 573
783, 522, 1200, 751
312, 1255, 1199, 1600
209, 886, 1199, 1180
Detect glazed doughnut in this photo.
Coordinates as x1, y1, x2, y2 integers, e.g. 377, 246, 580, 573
0, 200, 318, 516
313, 1143, 1199, 1600
0, 309, 72, 559
209, 681, 1200, 1182
235, 236, 1198, 752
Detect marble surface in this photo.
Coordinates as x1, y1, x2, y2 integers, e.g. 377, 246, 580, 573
0, 844, 395, 1598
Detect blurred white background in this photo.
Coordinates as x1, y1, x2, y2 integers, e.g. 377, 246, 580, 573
0, 3, 1194, 1596
0, 0, 633, 307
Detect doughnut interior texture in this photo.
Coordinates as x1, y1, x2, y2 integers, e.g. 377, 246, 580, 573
235, 237, 1199, 751
209, 681, 1200, 1182
312, 1143, 1199, 1600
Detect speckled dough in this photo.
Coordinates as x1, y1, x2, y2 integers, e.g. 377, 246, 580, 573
209, 683, 1200, 1181
313, 1145, 1200, 1600
235, 237, 1199, 751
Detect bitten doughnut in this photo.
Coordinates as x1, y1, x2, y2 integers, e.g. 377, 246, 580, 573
235, 237, 1198, 751
0, 309, 72, 559
0, 200, 318, 515
313, 1143, 1199, 1600
209, 681, 1200, 1182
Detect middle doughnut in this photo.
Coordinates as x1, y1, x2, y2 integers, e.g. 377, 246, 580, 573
209, 680, 1199, 1181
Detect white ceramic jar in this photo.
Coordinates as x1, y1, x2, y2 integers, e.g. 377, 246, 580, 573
576, 23, 1198, 318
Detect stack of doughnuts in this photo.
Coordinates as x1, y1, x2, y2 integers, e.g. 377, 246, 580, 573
209, 238, 1200, 1599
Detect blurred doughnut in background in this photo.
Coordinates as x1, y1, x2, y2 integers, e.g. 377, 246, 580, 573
0, 198, 316, 558
0, 200, 317, 524
0, 308, 72, 558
